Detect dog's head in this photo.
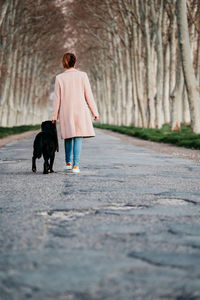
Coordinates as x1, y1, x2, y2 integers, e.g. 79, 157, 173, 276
41, 121, 56, 132
41, 121, 59, 152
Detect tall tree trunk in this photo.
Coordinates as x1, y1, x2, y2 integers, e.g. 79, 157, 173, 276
176, 0, 200, 133
163, 42, 170, 124
0, 0, 9, 27
133, 23, 147, 128
182, 85, 190, 125
144, 1, 155, 128
170, 43, 184, 130
154, 0, 164, 129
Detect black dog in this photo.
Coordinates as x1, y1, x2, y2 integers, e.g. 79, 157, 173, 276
32, 121, 59, 174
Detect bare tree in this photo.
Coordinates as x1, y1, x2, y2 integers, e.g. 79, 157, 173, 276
0, 0, 66, 126
0, 0, 199, 132
176, 0, 200, 133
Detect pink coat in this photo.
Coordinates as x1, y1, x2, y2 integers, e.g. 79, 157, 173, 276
52, 68, 99, 139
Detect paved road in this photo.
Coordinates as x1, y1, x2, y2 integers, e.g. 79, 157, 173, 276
0, 129, 200, 300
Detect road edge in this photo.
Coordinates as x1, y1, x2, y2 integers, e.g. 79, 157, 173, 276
0, 130, 39, 147
96, 128, 200, 163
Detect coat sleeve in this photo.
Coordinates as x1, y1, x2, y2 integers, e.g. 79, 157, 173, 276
84, 73, 99, 118
52, 76, 61, 120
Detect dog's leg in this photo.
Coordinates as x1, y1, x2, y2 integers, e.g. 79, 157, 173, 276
43, 161, 49, 174
32, 156, 37, 173
43, 154, 49, 174
47, 162, 51, 173
49, 153, 55, 173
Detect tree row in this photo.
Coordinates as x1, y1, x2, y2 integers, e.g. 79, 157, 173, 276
0, 0, 65, 126
66, 0, 200, 132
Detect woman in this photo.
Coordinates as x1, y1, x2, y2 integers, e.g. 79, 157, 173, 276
52, 53, 99, 173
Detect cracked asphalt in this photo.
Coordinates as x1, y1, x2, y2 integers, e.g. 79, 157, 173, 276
0, 129, 200, 300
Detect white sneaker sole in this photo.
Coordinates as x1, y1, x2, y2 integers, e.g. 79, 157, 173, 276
72, 169, 80, 173
64, 166, 72, 170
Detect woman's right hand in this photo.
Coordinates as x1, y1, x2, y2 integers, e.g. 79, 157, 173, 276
94, 116, 98, 121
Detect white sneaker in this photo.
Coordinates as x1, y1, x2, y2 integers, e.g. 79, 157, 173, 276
64, 162, 72, 170
72, 166, 80, 173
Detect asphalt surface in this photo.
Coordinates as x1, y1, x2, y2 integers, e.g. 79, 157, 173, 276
0, 129, 200, 300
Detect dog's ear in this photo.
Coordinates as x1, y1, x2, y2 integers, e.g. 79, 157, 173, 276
41, 122, 45, 131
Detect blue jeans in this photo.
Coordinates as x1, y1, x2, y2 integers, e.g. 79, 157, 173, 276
64, 137, 82, 167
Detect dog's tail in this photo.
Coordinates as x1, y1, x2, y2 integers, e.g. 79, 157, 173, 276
33, 133, 43, 159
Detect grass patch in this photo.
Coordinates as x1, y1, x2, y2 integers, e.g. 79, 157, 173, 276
0, 124, 40, 139
94, 123, 200, 150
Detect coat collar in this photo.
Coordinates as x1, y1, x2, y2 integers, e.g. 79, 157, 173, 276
64, 68, 77, 72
